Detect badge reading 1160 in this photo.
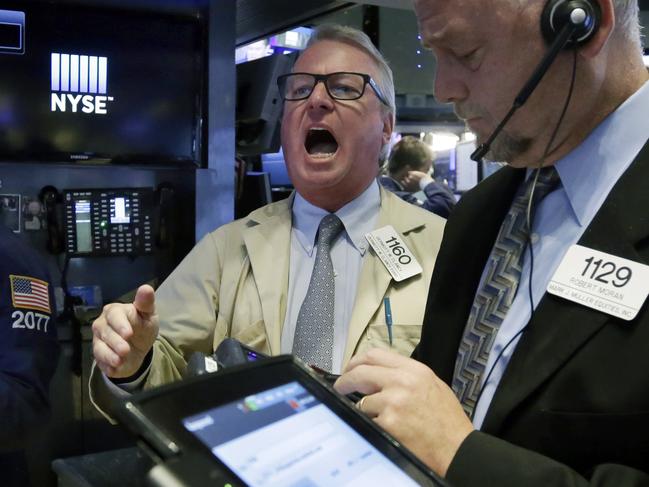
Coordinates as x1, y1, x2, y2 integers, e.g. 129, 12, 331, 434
364, 225, 422, 282
384, 236, 412, 265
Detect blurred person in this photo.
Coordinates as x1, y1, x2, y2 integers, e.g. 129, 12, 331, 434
0, 222, 59, 486
380, 135, 456, 218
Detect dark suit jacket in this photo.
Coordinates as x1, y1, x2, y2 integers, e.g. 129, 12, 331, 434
413, 141, 649, 486
0, 224, 60, 486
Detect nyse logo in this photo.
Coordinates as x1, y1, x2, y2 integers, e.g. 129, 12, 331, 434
50, 53, 115, 114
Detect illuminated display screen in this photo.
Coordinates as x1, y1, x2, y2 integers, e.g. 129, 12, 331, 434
74, 199, 92, 253
110, 196, 130, 224
183, 382, 419, 487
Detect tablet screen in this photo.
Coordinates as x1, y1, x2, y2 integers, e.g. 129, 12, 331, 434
182, 381, 419, 487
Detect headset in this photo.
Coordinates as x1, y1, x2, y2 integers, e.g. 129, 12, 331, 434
541, 0, 601, 47
468, 0, 601, 421
471, 0, 601, 162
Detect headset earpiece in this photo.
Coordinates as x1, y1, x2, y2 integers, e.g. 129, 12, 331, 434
541, 0, 601, 47
471, 0, 600, 162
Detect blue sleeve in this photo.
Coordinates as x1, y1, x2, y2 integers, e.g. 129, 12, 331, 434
378, 176, 426, 207
421, 181, 457, 219
0, 228, 60, 451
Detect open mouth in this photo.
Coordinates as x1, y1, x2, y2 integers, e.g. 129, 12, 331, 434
305, 128, 339, 157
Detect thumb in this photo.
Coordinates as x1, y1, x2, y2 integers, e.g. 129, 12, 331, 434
133, 284, 156, 318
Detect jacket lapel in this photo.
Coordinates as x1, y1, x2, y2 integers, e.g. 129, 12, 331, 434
242, 198, 293, 354
482, 144, 649, 434
343, 188, 427, 363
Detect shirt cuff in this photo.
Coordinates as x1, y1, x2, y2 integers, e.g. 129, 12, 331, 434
104, 349, 153, 392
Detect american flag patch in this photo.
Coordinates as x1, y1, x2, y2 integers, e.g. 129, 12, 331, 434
10, 274, 51, 314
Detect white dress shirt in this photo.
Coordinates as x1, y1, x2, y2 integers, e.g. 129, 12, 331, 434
281, 181, 380, 374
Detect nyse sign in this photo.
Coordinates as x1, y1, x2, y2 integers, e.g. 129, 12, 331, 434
51, 94, 114, 114
50, 53, 115, 114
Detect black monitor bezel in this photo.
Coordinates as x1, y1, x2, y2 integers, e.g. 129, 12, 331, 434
0, 0, 206, 166
116, 356, 445, 487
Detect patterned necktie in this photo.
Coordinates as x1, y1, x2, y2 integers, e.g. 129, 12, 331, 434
292, 213, 344, 371
452, 166, 560, 417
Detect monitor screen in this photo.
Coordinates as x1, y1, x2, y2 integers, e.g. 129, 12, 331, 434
236, 52, 296, 156
261, 149, 292, 187
0, 3, 204, 164
73, 198, 92, 252
182, 381, 420, 487
432, 151, 453, 191
454, 141, 479, 192
480, 160, 504, 180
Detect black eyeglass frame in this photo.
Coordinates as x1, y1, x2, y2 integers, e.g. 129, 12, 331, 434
277, 71, 390, 107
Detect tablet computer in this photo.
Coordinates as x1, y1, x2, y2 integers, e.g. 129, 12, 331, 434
115, 355, 446, 487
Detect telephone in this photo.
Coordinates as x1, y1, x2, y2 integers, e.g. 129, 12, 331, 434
63, 187, 155, 256
39, 184, 176, 256
153, 183, 177, 250
184, 338, 365, 403
185, 338, 267, 377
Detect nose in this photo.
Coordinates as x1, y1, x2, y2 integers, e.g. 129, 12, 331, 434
307, 80, 335, 111
433, 56, 469, 105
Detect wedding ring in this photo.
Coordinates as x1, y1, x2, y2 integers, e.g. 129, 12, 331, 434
356, 395, 367, 411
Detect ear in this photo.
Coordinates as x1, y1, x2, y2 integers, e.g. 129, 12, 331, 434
381, 111, 394, 146
579, 0, 614, 59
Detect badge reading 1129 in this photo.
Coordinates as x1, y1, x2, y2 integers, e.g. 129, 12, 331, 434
547, 244, 649, 321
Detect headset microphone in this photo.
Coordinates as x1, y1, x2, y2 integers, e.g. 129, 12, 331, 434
471, 0, 600, 162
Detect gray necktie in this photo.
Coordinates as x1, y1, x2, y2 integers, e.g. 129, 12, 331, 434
292, 213, 344, 371
452, 167, 560, 417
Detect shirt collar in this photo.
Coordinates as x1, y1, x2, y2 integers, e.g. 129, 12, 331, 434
292, 181, 381, 256
554, 78, 649, 226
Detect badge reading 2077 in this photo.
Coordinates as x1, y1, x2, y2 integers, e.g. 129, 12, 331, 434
547, 244, 649, 321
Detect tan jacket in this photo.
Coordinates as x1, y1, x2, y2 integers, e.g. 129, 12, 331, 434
90, 187, 445, 416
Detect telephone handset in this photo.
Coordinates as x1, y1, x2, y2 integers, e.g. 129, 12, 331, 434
154, 183, 177, 250
39, 185, 65, 255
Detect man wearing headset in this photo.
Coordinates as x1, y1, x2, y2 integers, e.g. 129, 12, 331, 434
336, 0, 649, 484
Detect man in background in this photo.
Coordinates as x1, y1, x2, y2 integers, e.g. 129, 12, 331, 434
380, 135, 456, 218
0, 222, 59, 486
337, 0, 649, 484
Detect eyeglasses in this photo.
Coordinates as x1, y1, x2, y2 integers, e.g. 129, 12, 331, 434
277, 71, 390, 107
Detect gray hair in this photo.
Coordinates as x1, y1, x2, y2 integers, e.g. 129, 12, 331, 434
306, 24, 396, 123
509, 0, 643, 50
613, 0, 643, 52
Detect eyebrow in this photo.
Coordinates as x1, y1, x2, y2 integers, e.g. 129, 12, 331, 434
422, 26, 474, 52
